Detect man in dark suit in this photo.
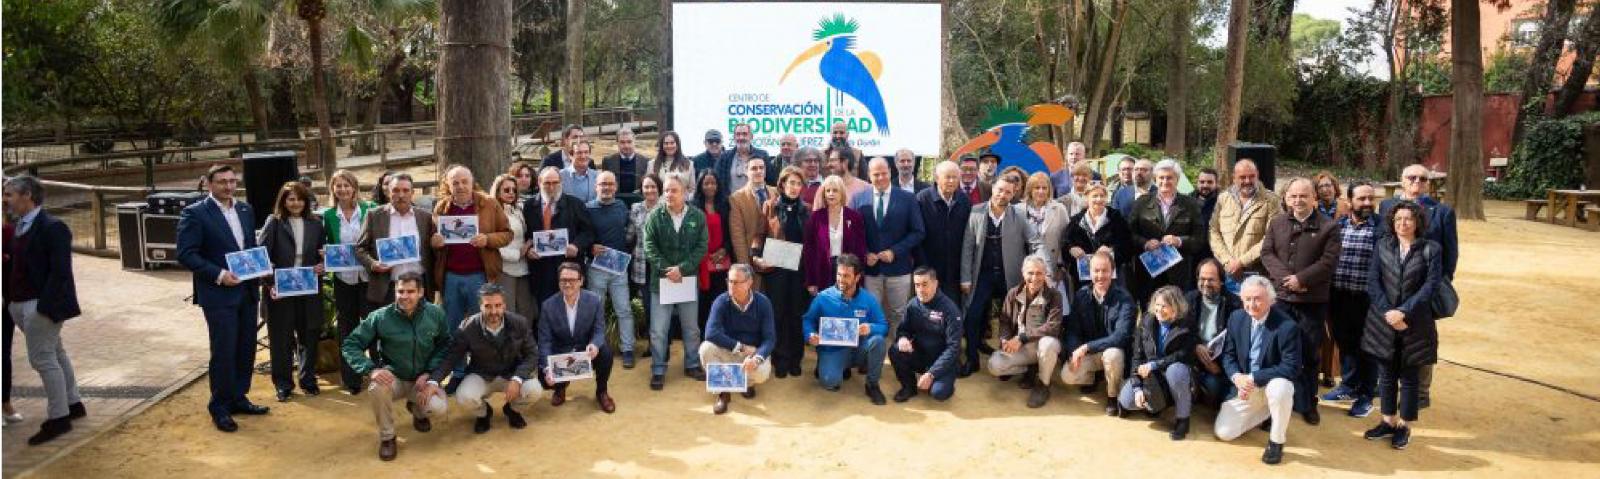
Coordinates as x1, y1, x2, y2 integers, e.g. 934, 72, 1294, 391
892, 150, 929, 194
1261, 178, 1342, 425
176, 164, 271, 432
852, 157, 926, 339
600, 127, 651, 204
3, 175, 85, 445
916, 161, 971, 304
1214, 276, 1302, 465
356, 173, 436, 305
1188, 258, 1240, 406
542, 124, 585, 170
523, 167, 596, 321
538, 263, 616, 413
956, 155, 989, 205
714, 123, 771, 193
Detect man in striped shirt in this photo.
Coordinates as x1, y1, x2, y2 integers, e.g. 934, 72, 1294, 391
1322, 182, 1379, 417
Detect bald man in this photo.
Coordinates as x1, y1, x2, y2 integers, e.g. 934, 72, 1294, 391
431, 165, 513, 335
855, 157, 927, 338
1260, 178, 1341, 426
1210, 159, 1283, 281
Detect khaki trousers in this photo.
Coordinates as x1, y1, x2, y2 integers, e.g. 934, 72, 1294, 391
697, 342, 773, 390
1060, 347, 1126, 398
986, 336, 1062, 385
1214, 377, 1295, 444
370, 378, 448, 441
454, 373, 544, 417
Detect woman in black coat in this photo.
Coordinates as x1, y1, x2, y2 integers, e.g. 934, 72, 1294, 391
258, 182, 327, 402
1063, 183, 1135, 293
1361, 200, 1442, 450
1118, 285, 1199, 440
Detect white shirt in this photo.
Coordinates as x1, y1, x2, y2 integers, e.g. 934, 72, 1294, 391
500, 203, 529, 277
335, 204, 369, 284
210, 195, 246, 284
484, 319, 504, 338
669, 205, 688, 231
564, 296, 580, 334
12, 207, 41, 236
387, 205, 424, 278
288, 217, 306, 266
872, 187, 892, 218
828, 220, 843, 257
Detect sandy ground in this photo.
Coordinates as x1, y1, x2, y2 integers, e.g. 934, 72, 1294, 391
28, 200, 1600, 477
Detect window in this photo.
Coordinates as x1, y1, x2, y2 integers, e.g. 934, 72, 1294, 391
1511, 19, 1540, 47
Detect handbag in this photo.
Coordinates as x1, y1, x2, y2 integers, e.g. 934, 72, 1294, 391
1431, 278, 1459, 319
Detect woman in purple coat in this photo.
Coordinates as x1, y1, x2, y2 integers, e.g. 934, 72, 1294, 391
801, 175, 868, 295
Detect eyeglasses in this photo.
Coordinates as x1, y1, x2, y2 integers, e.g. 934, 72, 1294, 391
1403, 175, 1426, 183
558, 278, 581, 284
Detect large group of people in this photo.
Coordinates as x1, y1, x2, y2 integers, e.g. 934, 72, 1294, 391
0, 120, 1459, 464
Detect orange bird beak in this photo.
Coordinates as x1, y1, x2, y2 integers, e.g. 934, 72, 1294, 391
949, 129, 1000, 163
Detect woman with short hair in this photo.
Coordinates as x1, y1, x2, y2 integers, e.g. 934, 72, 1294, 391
1361, 200, 1443, 450
1118, 285, 1198, 440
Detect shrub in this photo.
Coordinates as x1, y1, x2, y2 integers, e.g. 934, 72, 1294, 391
1487, 112, 1600, 199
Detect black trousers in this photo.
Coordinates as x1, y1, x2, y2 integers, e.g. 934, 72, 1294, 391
333, 279, 373, 391
765, 269, 808, 372
1329, 289, 1374, 396
553, 345, 614, 395
1378, 360, 1422, 421
963, 273, 1006, 368
1278, 301, 1328, 414
889, 347, 956, 400
266, 294, 323, 391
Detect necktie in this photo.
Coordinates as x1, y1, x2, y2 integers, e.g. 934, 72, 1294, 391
875, 192, 886, 223
1249, 323, 1265, 373
757, 188, 767, 205
543, 201, 554, 230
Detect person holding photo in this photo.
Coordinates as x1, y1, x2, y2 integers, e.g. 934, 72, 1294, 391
802, 254, 889, 405
700, 264, 775, 415
1188, 258, 1241, 407
323, 169, 375, 394
431, 165, 513, 348
1128, 159, 1204, 304
258, 182, 326, 402
523, 167, 595, 322
764, 167, 811, 378
587, 171, 637, 366
1064, 182, 1135, 292
642, 175, 709, 390
537, 263, 616, 414
356, 173, 436, 305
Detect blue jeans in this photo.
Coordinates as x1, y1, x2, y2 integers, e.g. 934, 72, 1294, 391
1196, 367, 1233, 407
649, 291, 700, 375
587, 268, 635, 353
442, 272, 486, 331
816, 335, 887, 388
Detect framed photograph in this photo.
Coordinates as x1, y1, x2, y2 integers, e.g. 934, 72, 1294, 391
438, 215, 479, 244
590, 246, 632, 276
376, 234, 422, 265
818, 317, 860, 347
759, 238, 803, 271
532, 228, 570, 258
225, 246, 272, 280
548, 352, 594, 383
705, 363, 748, 393
323, 244, 362, 273
273, 267, 319, 297
1139, 244, 1183, 278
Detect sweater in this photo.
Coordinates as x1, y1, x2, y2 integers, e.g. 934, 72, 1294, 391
704, 291, 777, 359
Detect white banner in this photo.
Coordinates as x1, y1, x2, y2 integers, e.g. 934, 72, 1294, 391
672, 2, 943, 157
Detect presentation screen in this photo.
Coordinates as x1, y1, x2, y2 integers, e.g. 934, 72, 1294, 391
672, 2, 943, 157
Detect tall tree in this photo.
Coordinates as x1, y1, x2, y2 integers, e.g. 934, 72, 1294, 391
940, 0, 967, 155
1510, 0, 1577, 149
154, 0, 276, 142
1214, 0, 1253, 180
1078, 0, 1128, 153
1164, 0, 1192, 158
1554, 3, 1600, 116
437, 0, 512, 178
563, 0, 586, 125
656, 0, 672, 130
1447, 0, 1485, 220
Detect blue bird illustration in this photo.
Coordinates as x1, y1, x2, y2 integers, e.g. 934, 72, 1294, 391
950, 104, 1076, 175
780, 14, 891, 135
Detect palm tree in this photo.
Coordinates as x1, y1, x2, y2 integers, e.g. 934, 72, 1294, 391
296, 0, 335, 172
155, 0, 277, 142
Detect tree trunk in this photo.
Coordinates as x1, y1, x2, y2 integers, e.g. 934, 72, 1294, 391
1213, 0, 1252, 185
1079, 0, 1128, 155
563, 0, 587, 126
269, 67, 298, 137
940, 0, 968, 156
657, 0, 673, 131
300, 0, 336, 175
438, 0, 514, 179
1447, 0, 1485, 220
242, 69, 271, 143
1510, 0, 1577, 149
1164, 0, 1191, 159
549, 69, 561, 113
1554, 3, 1600, 116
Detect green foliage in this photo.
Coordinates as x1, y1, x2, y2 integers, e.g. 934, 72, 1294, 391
1108, 143, 1157, 159
2, 0, 99, 126
1487, 112, 1600, 199
1483, 47, 1531, 93
1290, 14, 1342, 61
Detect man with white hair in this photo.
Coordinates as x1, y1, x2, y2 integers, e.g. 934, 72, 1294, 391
917, 161, 972, 303
893, 149, 928, 193
1214, 275, 1302, 465
987, 255, 1064, 408
1210, 159, 1283, 282
1378, 164, 1457, 409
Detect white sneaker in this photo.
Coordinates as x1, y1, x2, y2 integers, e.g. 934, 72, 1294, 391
3, 412, 23, 424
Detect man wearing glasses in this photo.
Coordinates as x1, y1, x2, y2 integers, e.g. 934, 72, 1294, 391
699, 264, 775, 414
1378, 164, 1457, 409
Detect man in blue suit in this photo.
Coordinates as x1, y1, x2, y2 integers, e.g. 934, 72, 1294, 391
176, 164, 271, 432
852, 158, 925, 339
1213, 275, 1302, 465
538, 262, 616, 414
1111, 158, 1154, 219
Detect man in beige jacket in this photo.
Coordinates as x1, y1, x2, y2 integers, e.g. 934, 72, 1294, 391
1209, 159, 1282, 281
728, 158, 779, 289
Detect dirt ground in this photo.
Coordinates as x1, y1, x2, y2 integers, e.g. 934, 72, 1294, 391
30, 200, 1600, 477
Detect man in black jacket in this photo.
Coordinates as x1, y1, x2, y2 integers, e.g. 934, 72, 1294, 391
915, 161, 971, 304
433, 283, 544, 433
1214, 276, 1302, 465
1188, 258, 1240, 406
3, 175, 85, 445
542, 124, 585, 171
600, 127, 651, 205
890, 268, 963, 403
524, 167, 596, 320
1063, 252, 1135, 416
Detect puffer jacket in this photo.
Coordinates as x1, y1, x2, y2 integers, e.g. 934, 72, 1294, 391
1361, 236, 1441, 368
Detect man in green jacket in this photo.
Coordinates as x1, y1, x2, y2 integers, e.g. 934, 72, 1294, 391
642, 175, 709, 390
341, 273, 450, 461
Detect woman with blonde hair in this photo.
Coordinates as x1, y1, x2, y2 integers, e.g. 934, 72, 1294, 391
489, 173, 535, 320
1118, 285, 1198, 440
1313, 170, 1350, 219
1018, 172, 1071, 284
321, 169, 372, 394
801, 175, 867, 294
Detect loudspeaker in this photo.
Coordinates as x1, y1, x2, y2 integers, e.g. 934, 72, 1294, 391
242, 151, 300, 212
1230, 143, 1277, 191
117, 202, 147, 270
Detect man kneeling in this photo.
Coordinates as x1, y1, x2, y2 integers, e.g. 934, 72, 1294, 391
699, 264, 775, 414
986, 256, 1063, 408
341, 273, 450, 461
1214, 276, 1302, 465
432, 283, 544, 434
890, 267, 963, 402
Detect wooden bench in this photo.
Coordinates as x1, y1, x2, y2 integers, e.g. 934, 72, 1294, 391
1587, 206, 1600, 231
1525, 199, 1549, 221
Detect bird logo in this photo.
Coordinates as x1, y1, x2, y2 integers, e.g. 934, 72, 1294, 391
780, 13, 891, 135
949, 103, 1076, 175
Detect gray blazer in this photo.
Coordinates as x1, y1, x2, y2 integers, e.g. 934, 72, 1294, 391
1013, 200, 1071, 272
355, 204, 436, 303
961, 202, 1029, 306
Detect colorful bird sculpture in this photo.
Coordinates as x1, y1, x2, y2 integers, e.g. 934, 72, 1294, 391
949, 103, 1076, 175
781, 13, 891, 135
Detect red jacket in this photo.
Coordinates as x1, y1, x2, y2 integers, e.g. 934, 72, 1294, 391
801, 207, 867, 290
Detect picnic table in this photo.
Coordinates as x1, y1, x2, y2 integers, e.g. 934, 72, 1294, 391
1544, 189, 1600, 228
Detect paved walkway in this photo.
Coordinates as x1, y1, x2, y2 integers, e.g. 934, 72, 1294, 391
2, 255, 213, 477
